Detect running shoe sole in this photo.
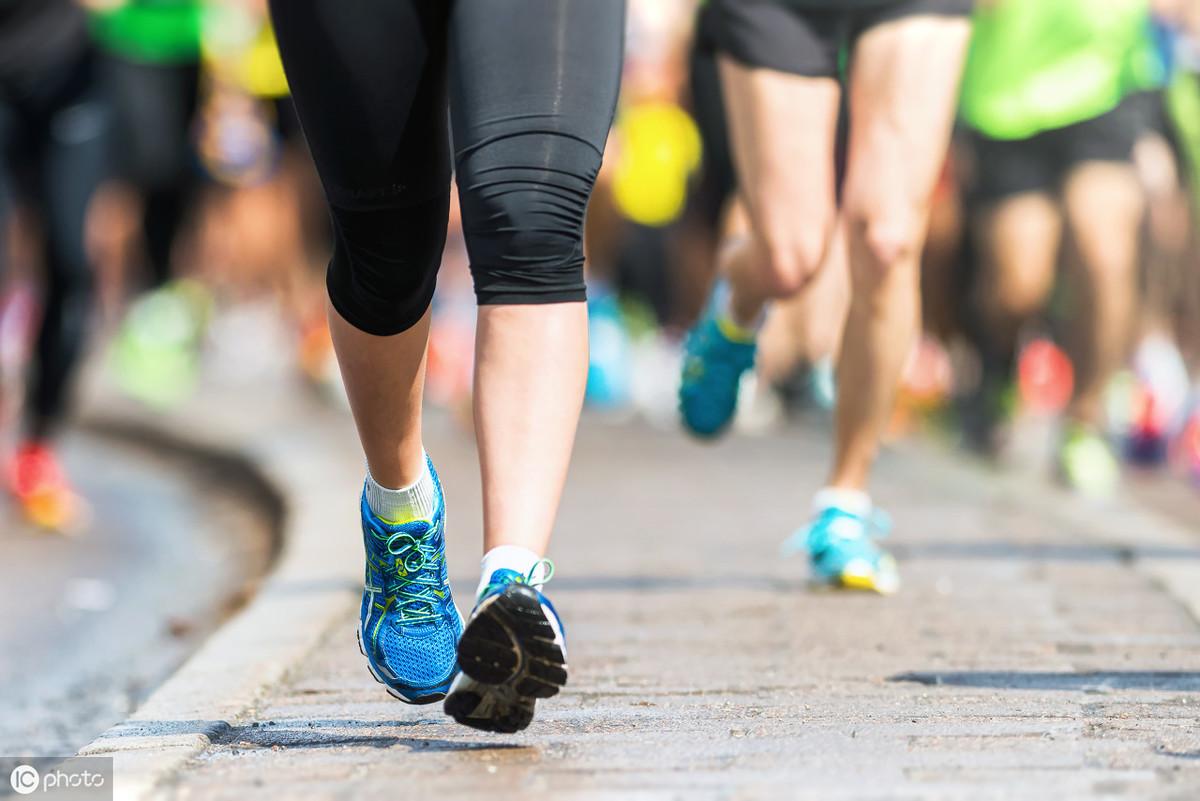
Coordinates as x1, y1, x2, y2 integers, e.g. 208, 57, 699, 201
836, 570, 899, 595
355, 627, 453, 705
444, 584, 567, 733
815, 556, 900, 596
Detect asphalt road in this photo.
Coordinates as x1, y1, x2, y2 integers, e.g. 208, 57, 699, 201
0, 432, 273, 757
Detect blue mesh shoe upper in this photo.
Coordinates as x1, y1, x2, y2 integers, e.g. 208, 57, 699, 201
359, 459, 462, 698
679, 295, 756, 438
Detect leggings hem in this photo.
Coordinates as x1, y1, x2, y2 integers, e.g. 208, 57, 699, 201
476, 288, 588, 306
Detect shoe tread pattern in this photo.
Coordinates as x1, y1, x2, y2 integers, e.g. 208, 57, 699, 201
447, 584, 567, 732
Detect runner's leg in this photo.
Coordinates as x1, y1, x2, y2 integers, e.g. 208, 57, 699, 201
830, 12, 970, 489
444, 0, 625, 733
973, 192, 1062, 360
1034, 102, 1141, 493
270, 0, 451, 490
758, 220, 849, 386
718, 62, 840, 326
0, 51, 108, 530
451, 0, 625, 558
1062, 162, 1143, 426
270, 0, 463, 705
678, 1, 841, 439
27, 61, 108, 442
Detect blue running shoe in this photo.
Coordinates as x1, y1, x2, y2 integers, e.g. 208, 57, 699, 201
356, 459, 463, 704
444, 562, 567, 733
679, 287, 757, 438
782, 505, 899, 594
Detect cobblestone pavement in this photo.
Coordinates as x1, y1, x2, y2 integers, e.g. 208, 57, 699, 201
160, 417, 1200, 801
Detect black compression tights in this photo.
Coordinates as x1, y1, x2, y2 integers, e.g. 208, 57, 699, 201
269, 0, 626, 336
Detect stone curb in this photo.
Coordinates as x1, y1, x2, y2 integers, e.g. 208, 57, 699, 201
74, 387, 361, 801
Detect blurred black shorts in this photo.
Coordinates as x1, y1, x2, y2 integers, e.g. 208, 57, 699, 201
967, 100, 1141, 204
711, 0, 974, 77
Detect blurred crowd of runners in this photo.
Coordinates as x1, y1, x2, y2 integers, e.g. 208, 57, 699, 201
3, 0, 1200, 530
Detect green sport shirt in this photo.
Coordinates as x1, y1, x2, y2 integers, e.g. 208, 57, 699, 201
90, 0, 204, 65
960, 0, 1153, 140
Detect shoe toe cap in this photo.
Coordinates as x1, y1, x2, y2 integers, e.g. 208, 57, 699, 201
376, 620, 460, 688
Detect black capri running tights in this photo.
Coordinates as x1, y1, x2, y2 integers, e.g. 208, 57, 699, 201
269, 0, 625, 336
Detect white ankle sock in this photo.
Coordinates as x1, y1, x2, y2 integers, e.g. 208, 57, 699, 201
812, 486, 872, 517
364, 455, 437, 523
476, 545, 542, 600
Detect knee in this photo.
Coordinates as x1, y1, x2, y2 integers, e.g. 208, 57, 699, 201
754, 227, 830, 298
992, 265, 1052, 319
326, 193, 450, 336
459, 164, 594, 306
846, 204, 923, 283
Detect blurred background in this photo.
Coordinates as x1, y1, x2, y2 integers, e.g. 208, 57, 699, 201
3, 0, 1200, 758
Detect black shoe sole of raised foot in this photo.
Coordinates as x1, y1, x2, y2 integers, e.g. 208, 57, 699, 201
444, 583, 567, 733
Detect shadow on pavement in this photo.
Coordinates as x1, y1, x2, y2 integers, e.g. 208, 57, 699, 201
890, 671, 1200, 691
892, 541, 1200, 562
98, 719, 527, 754
1156, 748, 1200, 760
212, 720, 527, 753
100, 720, 234, 739
542, 575, 809, 593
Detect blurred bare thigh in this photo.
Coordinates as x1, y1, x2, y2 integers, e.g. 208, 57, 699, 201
718, 58, 840, 323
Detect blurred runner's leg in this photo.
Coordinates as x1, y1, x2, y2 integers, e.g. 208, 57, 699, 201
678, 2, 841, 439
802, 7, 969, 594
959, 0, 1153, 493
969, 189, 1062, 453
757, 223, 850, 390
832, 11, 971, 491
1056, 159, 1143, 494
686, 0, 971, 592
718, 66, 840, 328
0, 3, 108, 530
1061, 162, 1144, 429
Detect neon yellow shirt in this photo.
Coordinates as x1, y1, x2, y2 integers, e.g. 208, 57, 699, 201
960, 0, 1151, 140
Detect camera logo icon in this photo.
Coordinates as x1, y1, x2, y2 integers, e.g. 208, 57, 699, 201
10, 764, 40, 795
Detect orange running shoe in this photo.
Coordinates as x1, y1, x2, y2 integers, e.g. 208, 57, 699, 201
7, 442, 82, 532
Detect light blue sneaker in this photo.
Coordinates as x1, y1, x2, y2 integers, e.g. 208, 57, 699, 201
782, 505, 900, 594
679, 287, 757, 438
444, 563, 567, 733
356, 459, 463, 704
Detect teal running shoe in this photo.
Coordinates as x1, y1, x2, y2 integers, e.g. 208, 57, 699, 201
356, 459, 463, 704
782, 505, 899, 594
679, 288, 757, 438
444, 562, 567, 733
